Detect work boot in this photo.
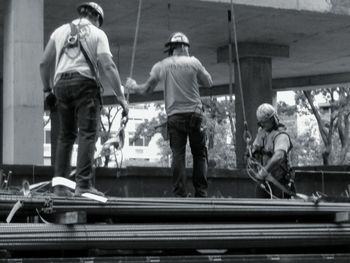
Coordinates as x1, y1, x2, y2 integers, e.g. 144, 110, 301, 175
75, 186, 105, 197
53, 186, 74, 197
195, 189, 208, 198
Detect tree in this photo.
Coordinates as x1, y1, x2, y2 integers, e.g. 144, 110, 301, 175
295, 87, 350, 165
98, 105, 123, 167
278, 103, 323, 166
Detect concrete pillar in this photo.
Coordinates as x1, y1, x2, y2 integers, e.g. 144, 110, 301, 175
3, 0, 44, 165
217, 42, 289, 168
235, 57, 272, 168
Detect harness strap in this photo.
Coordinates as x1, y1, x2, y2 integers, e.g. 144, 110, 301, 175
57, 23, 103, 105
77, 31, 104, 105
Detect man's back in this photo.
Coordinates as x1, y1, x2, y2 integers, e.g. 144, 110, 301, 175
151, 55, 211, 116
51, 18, 111, 84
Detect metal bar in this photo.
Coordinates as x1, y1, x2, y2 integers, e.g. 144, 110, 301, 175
2, 254, 350, 263
0, 223, 350, 251
1, 196, 350, 219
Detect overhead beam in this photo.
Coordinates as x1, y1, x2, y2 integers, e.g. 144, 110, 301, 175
273, 72, 350, 91
29, 71, 350, 108
217, 42, 289, 63
99, 72, 350, 105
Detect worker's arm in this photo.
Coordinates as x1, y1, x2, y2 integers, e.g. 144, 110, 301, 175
97, 53, 129, 117
256, 133, 290, 180
40, 38, 56, 93
265, 150, 285, 172
197, 67, 213, 87
125, 76, 159, 95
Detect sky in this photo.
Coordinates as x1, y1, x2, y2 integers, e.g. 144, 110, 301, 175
277, 91, 296, 105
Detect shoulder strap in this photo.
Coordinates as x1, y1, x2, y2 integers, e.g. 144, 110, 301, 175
57, 23, 79, 65
272, 130, 293, 153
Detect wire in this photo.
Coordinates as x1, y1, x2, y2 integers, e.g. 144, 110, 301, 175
127, 0, 143, 102
228, 1, 252, 146
246, 157, 278, 199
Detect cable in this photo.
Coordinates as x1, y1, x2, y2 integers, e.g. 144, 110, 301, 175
229, 1, 252, 144
127, 0, 143, 102
246, 157, 278, 199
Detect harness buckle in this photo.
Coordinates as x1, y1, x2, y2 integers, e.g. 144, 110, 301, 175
67, 34, 78, 47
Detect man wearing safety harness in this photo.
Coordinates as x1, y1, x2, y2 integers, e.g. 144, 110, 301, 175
40, 2, 128, 197
252, 103, 295, 199
126, 32, 213, 197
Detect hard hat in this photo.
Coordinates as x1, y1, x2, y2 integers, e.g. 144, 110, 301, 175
77, 2, 104, 27
164, 32, 190, 48
256, 103, 277, 123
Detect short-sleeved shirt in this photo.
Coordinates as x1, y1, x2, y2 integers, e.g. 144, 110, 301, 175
150, 55, 212, 116
50, 18, 112, 85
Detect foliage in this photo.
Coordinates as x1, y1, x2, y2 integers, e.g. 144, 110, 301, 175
131, 98, 237, 169
280, 87, 350, 165
98, 105, 123, 167
131, 103, 167, 145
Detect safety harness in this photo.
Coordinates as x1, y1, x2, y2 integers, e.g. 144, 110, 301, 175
56, 22, 103, 105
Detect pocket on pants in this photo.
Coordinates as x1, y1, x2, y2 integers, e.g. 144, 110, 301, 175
190, 114, 205, 131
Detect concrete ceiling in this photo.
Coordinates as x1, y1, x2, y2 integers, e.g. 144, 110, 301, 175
2, 0, 350, 96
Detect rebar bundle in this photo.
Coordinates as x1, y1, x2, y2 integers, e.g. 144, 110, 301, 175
0, 222, 350, 251
1, 195, 350, 222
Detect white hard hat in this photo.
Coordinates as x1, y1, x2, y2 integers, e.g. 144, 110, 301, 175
256, 103, 277, 123
77, 2, 104, 27
165, 32, 190, 48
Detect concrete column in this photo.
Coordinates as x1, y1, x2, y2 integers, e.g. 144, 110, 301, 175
3, 0, 44, 165
217, 42, 289, 168
235, 57, 272, 168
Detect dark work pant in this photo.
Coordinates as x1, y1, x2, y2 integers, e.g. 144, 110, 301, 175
54, 73, 100, 189
167, 113, 208, 197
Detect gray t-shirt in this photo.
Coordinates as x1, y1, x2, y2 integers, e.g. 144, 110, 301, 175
150, 55, 212, 116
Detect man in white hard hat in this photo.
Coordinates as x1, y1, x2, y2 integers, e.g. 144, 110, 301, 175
126, 32, 213, 197
252, 103, 295, 198
40, 2, 129, 197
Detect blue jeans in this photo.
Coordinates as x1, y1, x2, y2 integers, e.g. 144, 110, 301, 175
54, 73, 100, 189
167, 113, 208, 197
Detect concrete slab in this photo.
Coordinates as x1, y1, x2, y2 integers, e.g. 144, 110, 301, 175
1, 0, 350, 94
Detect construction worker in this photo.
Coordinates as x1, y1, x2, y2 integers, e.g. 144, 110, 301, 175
252, 103, 295, 198
126, 32, 213, 197
40, 2, 128, 197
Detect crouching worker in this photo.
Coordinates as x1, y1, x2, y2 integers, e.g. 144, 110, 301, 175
126, 32, 213, 197
252, 103, 295, 199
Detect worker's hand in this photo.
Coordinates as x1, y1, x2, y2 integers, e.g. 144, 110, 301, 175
125, 78, 137, 91
44, 92, 56, 110
288, 179, 296, 193
256, 168, 268, 181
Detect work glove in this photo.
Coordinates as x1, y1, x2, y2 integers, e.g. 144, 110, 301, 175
44, 92, 56, 110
